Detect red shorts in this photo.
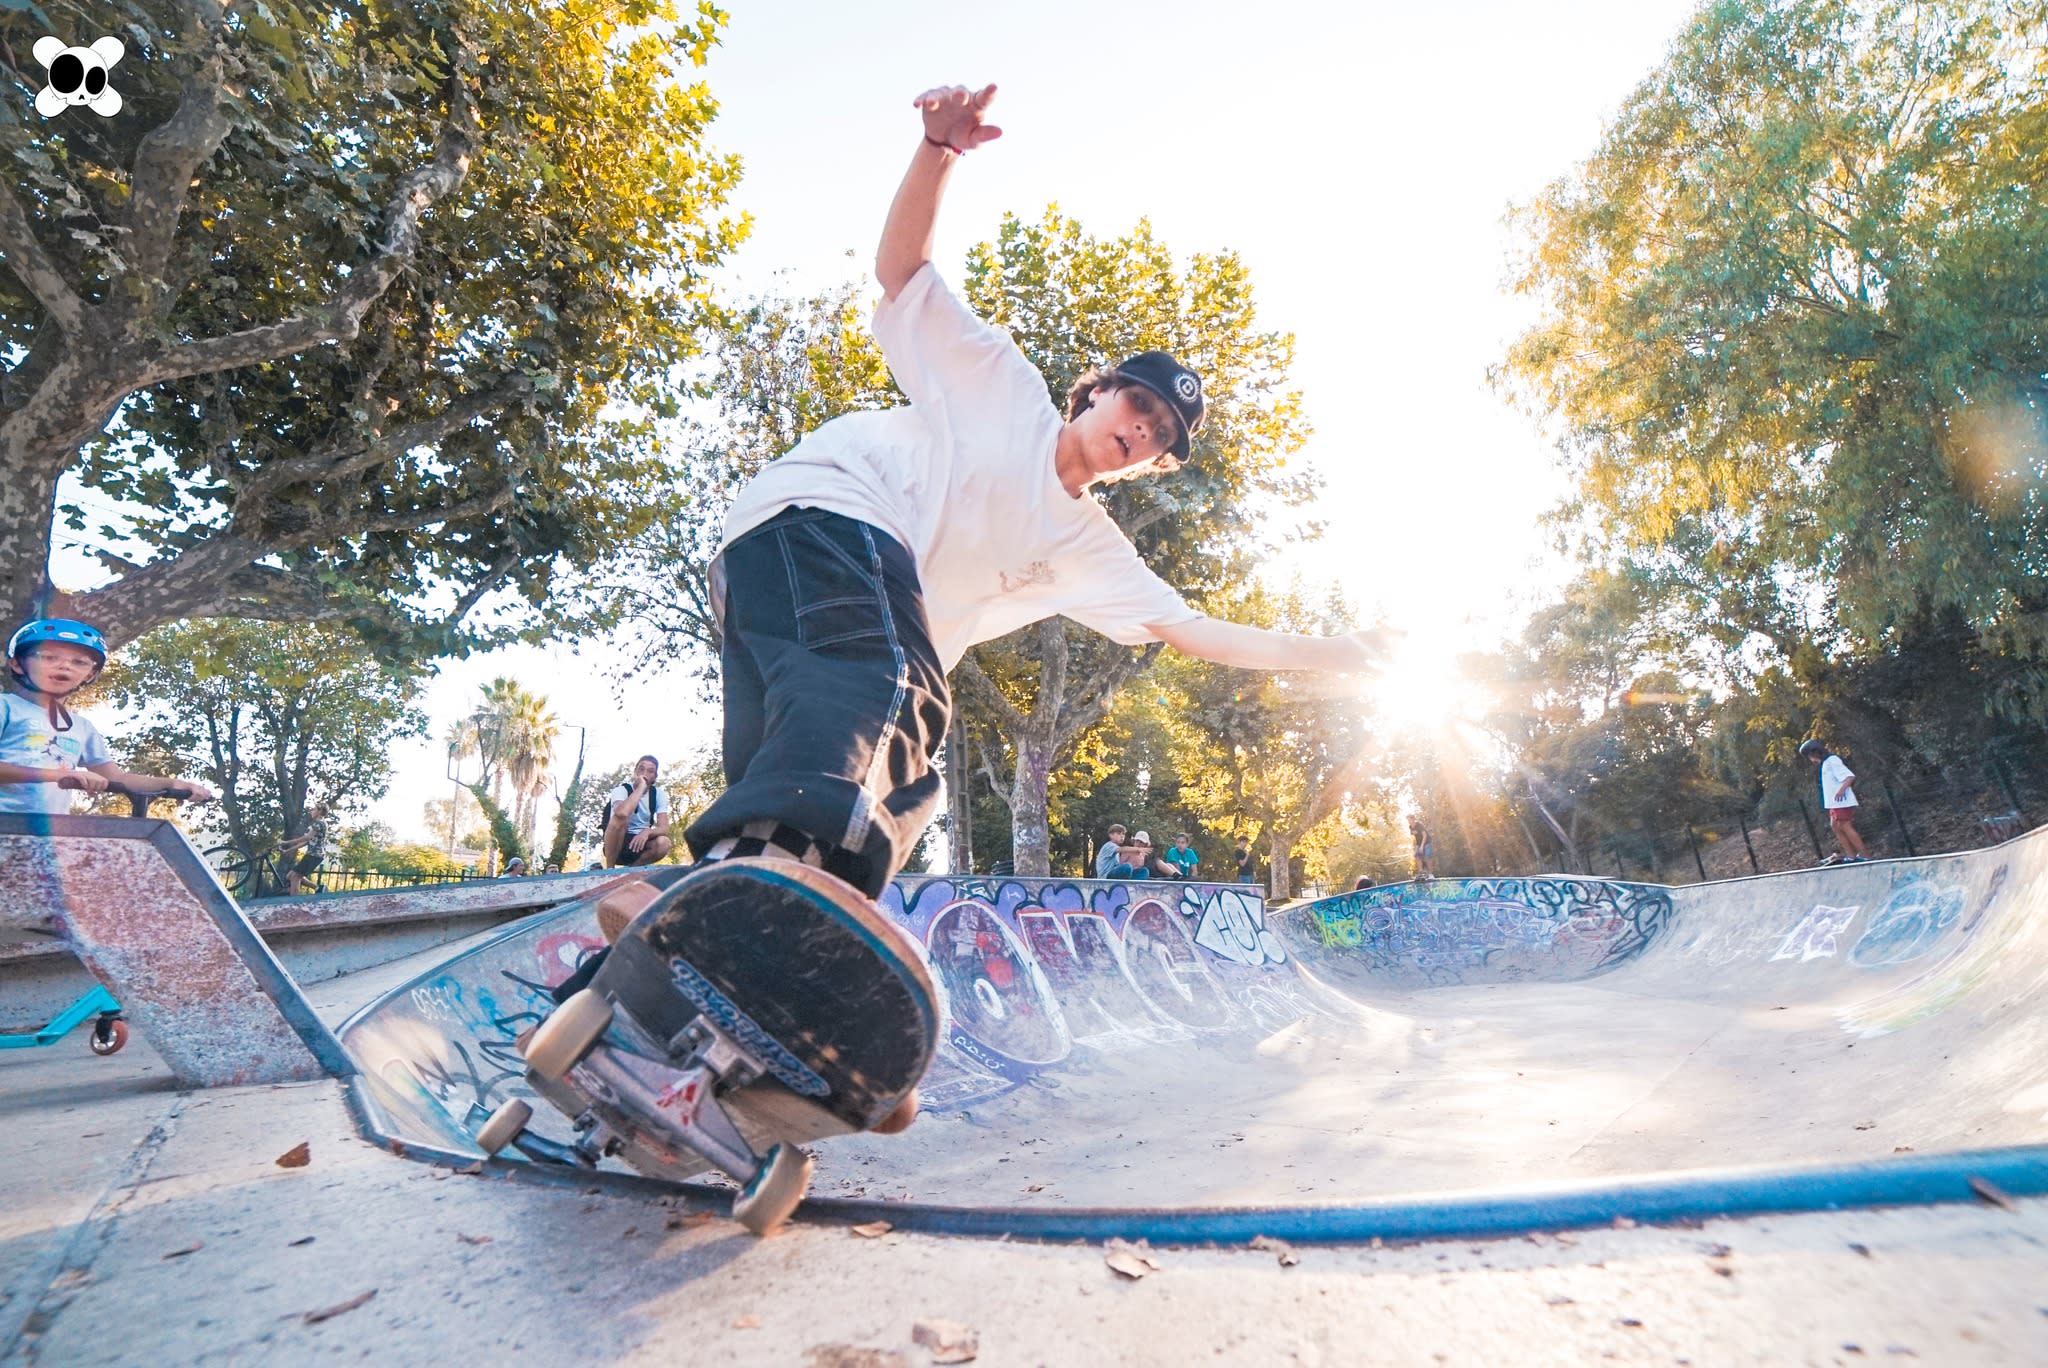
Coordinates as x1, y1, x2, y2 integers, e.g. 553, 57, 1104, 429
1827, 807, 1858, 825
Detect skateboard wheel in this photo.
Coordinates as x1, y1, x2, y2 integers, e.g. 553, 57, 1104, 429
89, 1019, 128, 1056
475, 1098, 533, 1156
523, 988, 614, 1082
732, 1143, 812, 1236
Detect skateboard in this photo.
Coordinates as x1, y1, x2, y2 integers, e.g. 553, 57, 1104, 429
473, 858, 939, 1234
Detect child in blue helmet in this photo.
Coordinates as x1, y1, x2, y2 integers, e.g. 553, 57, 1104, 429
0, 618, 216, 814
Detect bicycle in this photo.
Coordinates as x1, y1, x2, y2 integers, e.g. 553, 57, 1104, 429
202, 838, 323, 900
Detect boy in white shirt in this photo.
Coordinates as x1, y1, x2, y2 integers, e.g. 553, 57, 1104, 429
0, 619, 215, 815
593, 83, 1387, 1133
1799, 739, 1868, 861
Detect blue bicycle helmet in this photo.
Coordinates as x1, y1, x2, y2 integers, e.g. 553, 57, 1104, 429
6, 618, 108, 665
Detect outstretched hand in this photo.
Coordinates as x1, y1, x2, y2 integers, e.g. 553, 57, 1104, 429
914, 83, 1003, 152
1339, 626, 1405, 673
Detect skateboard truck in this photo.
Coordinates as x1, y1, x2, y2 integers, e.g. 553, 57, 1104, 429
480, 995, 817, 1234
645, 1015, 768, 1182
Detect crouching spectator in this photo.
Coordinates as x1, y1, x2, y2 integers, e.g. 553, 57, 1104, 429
603, 754, 674, 867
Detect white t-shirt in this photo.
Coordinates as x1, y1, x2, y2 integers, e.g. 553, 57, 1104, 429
1819, 755, 1858, 809
0, 693, 111, 815
607, 781, 669, 836
720, 263, 1198, 671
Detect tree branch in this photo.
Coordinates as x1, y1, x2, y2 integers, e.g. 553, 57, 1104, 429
239, 375, 536, 505
136, 72, 481, 386
313, 488, 514, 542
117, 11, 237, 309
950, 650, 1029, 734
0, 178, 88, 334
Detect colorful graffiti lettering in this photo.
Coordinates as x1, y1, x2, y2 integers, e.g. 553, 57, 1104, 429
1771, 904, 1860, 963
883, 877, 1326, 1107
1849, 879, 1965, 967
1300, 878, 1673, 987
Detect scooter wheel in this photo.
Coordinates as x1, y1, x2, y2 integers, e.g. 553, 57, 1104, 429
475, 1099, 534, 1156
89, 1019, 128, 1056
521, 988, 613, 1083
732, 1143, 813, 1237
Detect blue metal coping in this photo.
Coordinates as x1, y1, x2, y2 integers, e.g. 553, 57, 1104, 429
1, 812, 357, 1079
342, 1074, 2046, 1244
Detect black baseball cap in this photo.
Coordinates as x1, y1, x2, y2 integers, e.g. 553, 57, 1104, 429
1115, 351, 1205, 461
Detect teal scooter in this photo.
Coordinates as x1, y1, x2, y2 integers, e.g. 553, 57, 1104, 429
0, 984, 127, 1056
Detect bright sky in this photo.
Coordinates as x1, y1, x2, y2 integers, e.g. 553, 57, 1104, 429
68, 0, 1710, 846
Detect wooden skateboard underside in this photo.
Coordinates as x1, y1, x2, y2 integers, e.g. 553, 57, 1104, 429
524, 859, 938, 1183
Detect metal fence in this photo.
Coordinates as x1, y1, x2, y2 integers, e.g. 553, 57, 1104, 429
1515, 738, 2045, 886
301, 868, 495, 895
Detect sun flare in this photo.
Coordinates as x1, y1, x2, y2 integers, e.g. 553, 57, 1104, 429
1362, 630, 1488, 734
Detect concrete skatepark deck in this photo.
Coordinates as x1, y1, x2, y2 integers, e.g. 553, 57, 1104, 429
3, 828, 2045, 1364
340, 827, 2048, 1241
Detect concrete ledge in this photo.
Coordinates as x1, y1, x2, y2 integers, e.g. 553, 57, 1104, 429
0, 865, 635, 1027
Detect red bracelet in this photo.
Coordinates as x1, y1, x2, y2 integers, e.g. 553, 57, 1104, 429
924, 134, 964, 155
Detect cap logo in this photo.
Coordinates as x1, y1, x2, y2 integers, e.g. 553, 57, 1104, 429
1174, 372, 1200, 403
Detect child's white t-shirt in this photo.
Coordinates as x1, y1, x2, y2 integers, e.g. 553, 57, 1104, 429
1819, 754, 1858, 809
719, 263, 1199, 671
0, 693, 111, 814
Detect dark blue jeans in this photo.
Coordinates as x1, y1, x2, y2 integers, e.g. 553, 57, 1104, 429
684, 507, 951, 897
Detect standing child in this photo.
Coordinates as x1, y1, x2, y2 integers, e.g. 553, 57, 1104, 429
1408, 814, 1436, 882
1799, 739, 1869, 862
0, 619, 215, 815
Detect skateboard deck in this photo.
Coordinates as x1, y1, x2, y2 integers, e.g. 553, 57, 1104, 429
489, 858, 939, 1232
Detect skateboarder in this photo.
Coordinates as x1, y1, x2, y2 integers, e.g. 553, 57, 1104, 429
1799, 739, 1868, 861
596, 83, 1389, 1134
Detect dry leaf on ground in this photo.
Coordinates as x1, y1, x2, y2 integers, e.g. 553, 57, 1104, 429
850, 1221, 894, 1239
1104, 1238, 1161, 1280
1967, 1176, 2019, 1212
457, 1233, 492, 1246
912, 1318, 980, 1363
1248, 1235, 1299, 1267
303, 1290, 377, 1325
161, 1241, 202, 1260
733, 1314, 760, 1329
274, 1142, 311, 1169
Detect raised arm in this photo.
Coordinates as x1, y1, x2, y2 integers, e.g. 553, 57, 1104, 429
877, 84, 1002, 300
1150, 616, 1395, 673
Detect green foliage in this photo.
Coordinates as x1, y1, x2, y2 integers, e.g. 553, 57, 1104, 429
1152, 581, 1373, 897
2, 0, 745, 649
466, 781, 526, 867
108, 618, 428, 857
1501, 0, 2048, 722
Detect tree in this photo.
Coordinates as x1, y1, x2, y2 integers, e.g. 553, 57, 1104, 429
578, 287, 898, 684
951, 209, 1317, 875
1, 0, 744, 651
110, 618, 428, 858
1154, 582, 1375, 899
424, 791, 490, 854
1501, 0, 2048, 723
